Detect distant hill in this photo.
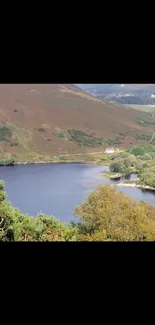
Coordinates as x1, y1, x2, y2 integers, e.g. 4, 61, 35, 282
77, 84, 155, 104
0, 84, 154, 161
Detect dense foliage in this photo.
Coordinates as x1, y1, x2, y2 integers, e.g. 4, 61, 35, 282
74, 185, 155, 241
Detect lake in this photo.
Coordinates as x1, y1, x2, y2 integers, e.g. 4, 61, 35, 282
0, 163, 155, 222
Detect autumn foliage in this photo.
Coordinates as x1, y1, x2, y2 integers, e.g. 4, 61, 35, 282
74, 185, 155, 241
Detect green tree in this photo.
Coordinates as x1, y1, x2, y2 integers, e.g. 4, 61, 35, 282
130, 145, 145, 156
140, 153, 152, 161
109, 160, 127, 174
140, 166, 155, 187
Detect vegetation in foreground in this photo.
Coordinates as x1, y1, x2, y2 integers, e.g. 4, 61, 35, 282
1, 180, 155, 241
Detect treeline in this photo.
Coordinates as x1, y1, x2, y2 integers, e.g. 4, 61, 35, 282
1, 181, 155, 241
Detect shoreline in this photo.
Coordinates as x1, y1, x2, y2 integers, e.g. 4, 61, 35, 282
114, 182, 155, 191
1, 158, 110, 166
0, 160, 98, 166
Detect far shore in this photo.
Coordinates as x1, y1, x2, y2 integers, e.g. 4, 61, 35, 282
0, 160, 101, 167
0, 158, 112, 166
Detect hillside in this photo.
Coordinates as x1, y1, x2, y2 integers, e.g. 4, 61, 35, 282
78, 84, 155, 105
0, 84, 154, 162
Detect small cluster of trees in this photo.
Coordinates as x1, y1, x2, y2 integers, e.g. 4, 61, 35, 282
109, 154, 137, 175
109, 145, 155, 185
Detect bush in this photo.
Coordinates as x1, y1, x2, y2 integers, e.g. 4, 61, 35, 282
0, 126, 12, 142
10, 142, 18, 147
0, 183, 77, 242
106, 137, 122, 146
140, 153, 152, 161
130, 145, 146, 156
0, 159, 15, 166
68, 129, 104, 147
135, 133, 152, 141
38, 128, 45, 132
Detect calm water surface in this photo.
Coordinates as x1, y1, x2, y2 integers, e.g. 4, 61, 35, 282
0, 163, 155, 222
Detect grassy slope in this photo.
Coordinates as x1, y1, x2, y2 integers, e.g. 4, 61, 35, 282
0, 84, 154, 161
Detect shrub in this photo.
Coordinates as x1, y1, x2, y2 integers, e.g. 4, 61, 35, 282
106, 138, 122, 146
0, 126, 12, 142
68, 129, 104, 147
130, 145, 146, 156
0, 159, 15, 166
0, 184, 77, 242
140, 153, 152, 161
135, 133, 152, 141
38, 128, 45, 132
10, 142, 18, 147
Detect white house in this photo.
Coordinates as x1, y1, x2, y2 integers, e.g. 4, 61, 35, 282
104, 148, 115, 154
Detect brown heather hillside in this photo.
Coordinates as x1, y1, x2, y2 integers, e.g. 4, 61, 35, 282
0, 84, 154, 161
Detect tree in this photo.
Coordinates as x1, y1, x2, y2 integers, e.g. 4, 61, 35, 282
74, 185, 155, 241
123, 155, 137, 168
140, 166, 155, 187
130, 146, 145, 156
140, 153, 152, 161
134, 159, 144, 173
109, 160, 127, 174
